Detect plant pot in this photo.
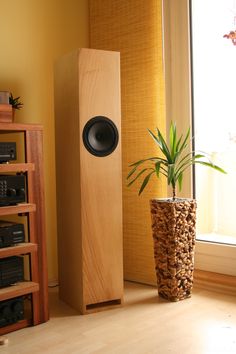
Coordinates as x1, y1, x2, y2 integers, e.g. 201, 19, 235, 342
0, 104, 13, 123
150, 198, 197, 301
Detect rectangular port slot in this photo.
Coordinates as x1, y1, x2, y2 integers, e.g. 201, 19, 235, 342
86, 298, 121, 311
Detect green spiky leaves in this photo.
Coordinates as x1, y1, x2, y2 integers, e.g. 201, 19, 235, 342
9, 93, 23, 110
127, 122, 226, 199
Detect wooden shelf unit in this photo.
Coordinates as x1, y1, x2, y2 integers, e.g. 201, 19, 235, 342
0, 203, 36, 216
0, 122, 48, 334
0, 319, 31, 335
0, 281, 39, 302
0, 162, 35, 173
0, 243, 37, 259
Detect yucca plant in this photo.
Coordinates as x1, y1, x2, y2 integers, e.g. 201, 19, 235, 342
127, 122, 226, 200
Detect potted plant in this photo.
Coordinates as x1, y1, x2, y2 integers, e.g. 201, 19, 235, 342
9, 93, 23, 118
127, 122, 226, 301
0, 92, 23, 123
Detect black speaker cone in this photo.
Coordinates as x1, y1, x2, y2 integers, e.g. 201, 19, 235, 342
83, 116, 119, 157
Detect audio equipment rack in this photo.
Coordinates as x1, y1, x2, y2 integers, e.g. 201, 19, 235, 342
0, 122, 48, 335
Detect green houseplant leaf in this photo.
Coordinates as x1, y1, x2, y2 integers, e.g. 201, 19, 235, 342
127, 122, 227, 200
9, 93, 23, 110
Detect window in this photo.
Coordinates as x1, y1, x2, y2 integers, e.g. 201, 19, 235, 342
162, 0, 236, 276
191, 0, 236, 246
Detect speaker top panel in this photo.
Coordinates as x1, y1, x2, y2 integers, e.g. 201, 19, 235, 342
82, 116, 119, 157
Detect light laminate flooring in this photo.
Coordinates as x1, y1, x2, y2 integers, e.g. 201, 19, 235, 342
1, 281, 236, 354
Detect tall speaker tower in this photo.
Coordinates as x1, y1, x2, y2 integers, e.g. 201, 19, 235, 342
54, 48, 123, 314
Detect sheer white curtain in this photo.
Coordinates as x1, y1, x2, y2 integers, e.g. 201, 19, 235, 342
192, 0, 236, 153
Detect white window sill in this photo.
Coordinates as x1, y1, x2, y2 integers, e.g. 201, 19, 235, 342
195, 235, 236, 276
197, 233, 236, 246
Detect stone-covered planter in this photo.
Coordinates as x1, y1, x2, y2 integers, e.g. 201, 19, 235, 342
150, 198, 197, 301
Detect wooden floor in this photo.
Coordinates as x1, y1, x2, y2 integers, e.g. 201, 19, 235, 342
2, 281, 236, 353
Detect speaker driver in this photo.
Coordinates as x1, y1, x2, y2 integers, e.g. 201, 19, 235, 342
83, 116, 119, 157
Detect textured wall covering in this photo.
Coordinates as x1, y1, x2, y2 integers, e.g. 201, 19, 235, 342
89, 0, 166, 284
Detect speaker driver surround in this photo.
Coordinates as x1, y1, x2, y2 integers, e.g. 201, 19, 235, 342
83, 116, 119, 157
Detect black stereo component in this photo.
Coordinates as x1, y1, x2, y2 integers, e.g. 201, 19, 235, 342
0, 221, 25, 248
0, 256, 24, 288
0, 175, 25, 206
0, 296, 24, 328
0, 142, 16, 163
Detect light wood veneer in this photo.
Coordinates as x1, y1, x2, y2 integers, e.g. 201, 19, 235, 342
54, 48, 123, 314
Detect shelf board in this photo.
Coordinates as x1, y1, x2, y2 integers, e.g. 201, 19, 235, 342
0, 243, 37, 259
0, 122, 43, 132
0, 281, 39, 302
0, 163, 35, 173
0, 319, 31, 335
0, 203, 36, 216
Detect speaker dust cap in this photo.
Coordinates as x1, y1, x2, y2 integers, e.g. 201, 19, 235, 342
82, 116, 119, 157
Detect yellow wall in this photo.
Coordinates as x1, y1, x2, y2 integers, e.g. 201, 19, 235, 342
0, 0, 89, 281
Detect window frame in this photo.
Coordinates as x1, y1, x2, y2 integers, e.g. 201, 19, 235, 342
162, 0, 236, 276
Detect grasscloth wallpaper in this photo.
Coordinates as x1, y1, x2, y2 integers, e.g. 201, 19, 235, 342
90, 0, 166, 284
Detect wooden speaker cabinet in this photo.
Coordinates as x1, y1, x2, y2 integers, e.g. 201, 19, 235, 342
54, 48, 123, 314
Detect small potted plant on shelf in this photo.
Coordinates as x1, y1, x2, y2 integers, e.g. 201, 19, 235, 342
0, 92, 23, 123
9, 93, 23, 118
127, 122, 226, 302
